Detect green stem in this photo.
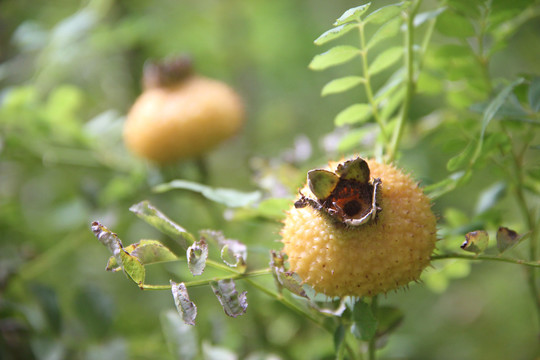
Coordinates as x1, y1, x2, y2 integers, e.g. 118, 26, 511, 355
431, 253, 540, 268
368, 295, 379, 360
140, 268, 271, 291
387, 0, 421, 163
358, 21, 389, 145
504, 129, 540, 327
244, 278, 332, 332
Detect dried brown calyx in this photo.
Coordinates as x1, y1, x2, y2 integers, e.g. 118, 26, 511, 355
294, 157, 382, 226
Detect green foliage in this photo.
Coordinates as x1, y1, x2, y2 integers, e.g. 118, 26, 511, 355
2, 1, 540, 360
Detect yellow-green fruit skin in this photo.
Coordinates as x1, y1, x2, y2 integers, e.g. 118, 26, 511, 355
281, 159, 437, 297
123, 75, 244, 163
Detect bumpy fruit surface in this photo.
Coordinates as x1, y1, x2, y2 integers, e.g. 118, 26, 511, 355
281, 159, 437, 297
123, 58, 244, 163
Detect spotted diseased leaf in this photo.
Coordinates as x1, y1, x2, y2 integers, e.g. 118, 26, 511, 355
276, 271, 307, 298
129, 201, 195, 249
461, 230, 489, 254
210, 279, 248, 318
314, 23, 357, 46
187, 239, 208, 276
129, 240, 178, 264
220, 245, 247, 273
171, 281, 197, 326
334, 4, 371, 25
321, 76, 364, 96
200, 230, 247, 271
308, 169, 340, 200
91, 221, 123, 269
105, 257, 122, 272
91, 221, 145, 286
309, 46, 360, 71
496, 227, 530, 253
120, 249, 145, 287
270, 251, 307, 298
106, 239, 178, 271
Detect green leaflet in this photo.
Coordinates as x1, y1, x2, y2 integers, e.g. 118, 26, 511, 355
314, 22, 357, 46
335, 103, 372, 126
472, 78, 525, 164
351, 299, 378, 341
367, 17, 401, 49
321, 76, 364, 96
334, 3, 371, 25
447, 140, 476, 171
309, 45, 360, 71
368, 46, 402, 76
436, 10, 475, 38
153, 180, 261, 208
364, 2, 406, 25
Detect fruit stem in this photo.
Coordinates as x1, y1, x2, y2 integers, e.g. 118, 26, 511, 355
142, 55, 193, 89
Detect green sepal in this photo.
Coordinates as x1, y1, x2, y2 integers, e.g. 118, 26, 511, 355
307, 169, 340, 200
335, 157, 370, 183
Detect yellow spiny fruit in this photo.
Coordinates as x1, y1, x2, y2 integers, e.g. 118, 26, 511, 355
281, 158, 437, 297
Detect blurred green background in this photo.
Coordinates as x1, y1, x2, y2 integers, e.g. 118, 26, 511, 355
1, 0, 539, 359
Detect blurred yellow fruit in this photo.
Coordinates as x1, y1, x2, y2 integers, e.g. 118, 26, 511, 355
281, 158, 437, 297
123, 57, 244, 163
